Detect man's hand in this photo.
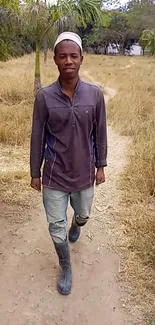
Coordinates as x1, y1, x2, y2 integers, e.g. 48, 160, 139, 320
96, 167, 105, 186
31, 177, 41, 192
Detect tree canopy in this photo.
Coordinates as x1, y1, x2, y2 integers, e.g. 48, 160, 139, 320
0, 0, 155, 61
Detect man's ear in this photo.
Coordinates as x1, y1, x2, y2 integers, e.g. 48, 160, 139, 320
80, 55, 84, 64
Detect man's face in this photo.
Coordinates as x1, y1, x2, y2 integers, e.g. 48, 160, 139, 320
54, 40, 83, 79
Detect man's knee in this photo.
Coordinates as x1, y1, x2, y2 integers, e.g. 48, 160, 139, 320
75, 215, 89, 227
49, 221, 66, 243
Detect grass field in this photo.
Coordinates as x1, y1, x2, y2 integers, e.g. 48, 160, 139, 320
0, 52, 155, 322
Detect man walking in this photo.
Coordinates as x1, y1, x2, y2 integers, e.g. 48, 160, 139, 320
30, 32, 107, 295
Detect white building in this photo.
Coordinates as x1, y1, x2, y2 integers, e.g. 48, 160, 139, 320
130, 43, 143, 56
107, 43, 143, 56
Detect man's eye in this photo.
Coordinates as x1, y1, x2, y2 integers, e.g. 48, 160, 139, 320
72, 55, 78, 59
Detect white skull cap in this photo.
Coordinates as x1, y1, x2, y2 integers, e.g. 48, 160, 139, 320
54, 32, 83, 52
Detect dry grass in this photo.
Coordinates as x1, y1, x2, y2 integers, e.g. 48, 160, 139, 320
0, 52, 155, 320
0, 52, 57, 205
0, 52, 58, 145
84, 55, 155, 320
81, 55, 155, 320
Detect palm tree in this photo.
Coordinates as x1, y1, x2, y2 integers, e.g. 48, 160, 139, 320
23, 0, 105, 95
43, 0, 48, 63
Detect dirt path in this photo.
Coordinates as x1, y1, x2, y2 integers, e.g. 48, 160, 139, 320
0, 83, 140, 325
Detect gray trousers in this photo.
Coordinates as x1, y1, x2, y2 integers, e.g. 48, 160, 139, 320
43, 186, 94, 243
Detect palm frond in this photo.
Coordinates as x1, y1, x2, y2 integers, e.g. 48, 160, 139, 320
21, 0, 107, 46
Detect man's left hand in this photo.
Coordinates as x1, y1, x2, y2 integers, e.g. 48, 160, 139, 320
96, 167, 105, 186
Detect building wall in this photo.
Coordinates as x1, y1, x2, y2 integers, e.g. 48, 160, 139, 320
130, 44, 143, 56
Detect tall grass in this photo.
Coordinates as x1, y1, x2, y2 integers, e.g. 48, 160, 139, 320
0, 53, 155, 317
0, 52, 58, 145
0, 52, 58, 205
80, 55, 155, 317
88, 55, 155, 316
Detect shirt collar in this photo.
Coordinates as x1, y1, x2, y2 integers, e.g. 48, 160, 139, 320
56, 77, 82, 94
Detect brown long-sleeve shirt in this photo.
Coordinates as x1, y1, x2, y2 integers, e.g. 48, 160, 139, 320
30, 79, 107, 192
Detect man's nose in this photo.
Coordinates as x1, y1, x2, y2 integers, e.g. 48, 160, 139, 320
65, 56, 72, 64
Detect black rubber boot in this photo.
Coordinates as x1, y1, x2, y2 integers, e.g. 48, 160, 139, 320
69, 216, 81, 243
53, 240, 72, 295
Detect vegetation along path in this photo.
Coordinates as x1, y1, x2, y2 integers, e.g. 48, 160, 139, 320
0, 79, 141, 325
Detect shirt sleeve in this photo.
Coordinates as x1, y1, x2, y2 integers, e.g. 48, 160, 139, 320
93, 88, 107, 168
30, 89, 48, 178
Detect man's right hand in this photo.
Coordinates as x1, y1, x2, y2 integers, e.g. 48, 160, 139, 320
31, 178, 41, 192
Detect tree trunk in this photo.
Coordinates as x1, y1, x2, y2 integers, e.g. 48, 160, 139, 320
105, 44, 108, 55
34, 43, 41, 96
120, 44, 125, 55
119, 38, 125, 55
43, 34, 48, 64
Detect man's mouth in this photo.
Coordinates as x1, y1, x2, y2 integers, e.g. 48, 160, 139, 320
64, 68, 75, 72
